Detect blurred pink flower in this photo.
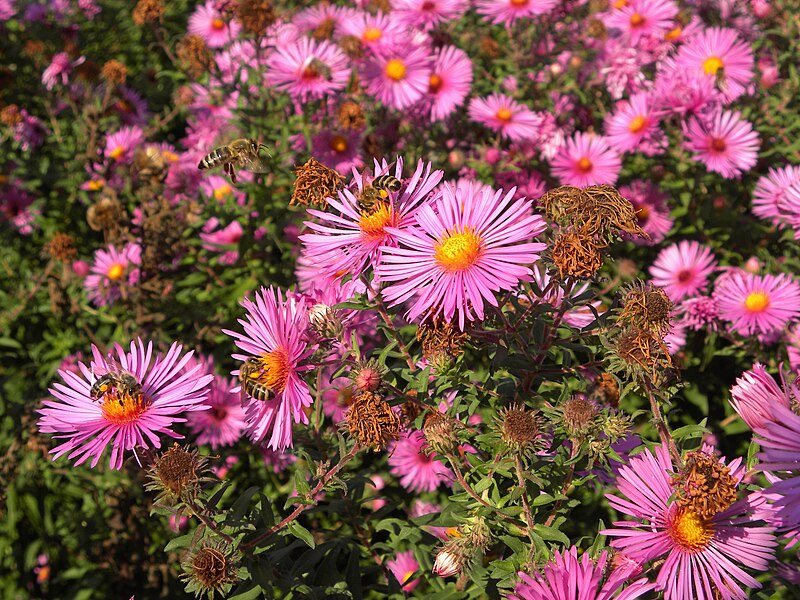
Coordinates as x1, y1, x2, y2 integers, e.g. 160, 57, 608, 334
683, 109, 759, 178
187, 0, 241, 48
550, 132, 621, 187
468, 93, 540, 142
649, 240, 717, 302
714, 270, 800, 337
362, 45, 432, 110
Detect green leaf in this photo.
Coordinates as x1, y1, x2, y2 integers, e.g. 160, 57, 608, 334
286, 521, 315, 549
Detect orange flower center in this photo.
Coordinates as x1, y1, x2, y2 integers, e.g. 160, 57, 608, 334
330, 134, 348, 153
710, 137, 727, 152
211, 18, 225, 31
613, 0, 628, 7
385, 59, 407, 81
107, 263, 125, 280
87, 179, 105, 191
628, 114, 647, 133
665, 26, 682, 41
429, 73, 443, 93
629, 12, 644, 27
668, 507, 713, 552
496, 107, 513, 123
635, 205, 650, 221
254, 349, 291, 393
703, 56, 724, 75
744, 291, 770, 313
362, 27, 382, 42
100, 387, 148, 425
214, 183, 232, 200
577, 157, 593, 172
109, 146, 125, 161
163, 150, 179, 163
510, 0, 529, 6
435, 228, 483, 272
359, 202, 395, 239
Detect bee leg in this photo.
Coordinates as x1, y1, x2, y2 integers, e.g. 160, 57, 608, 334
229, 165, 238, 185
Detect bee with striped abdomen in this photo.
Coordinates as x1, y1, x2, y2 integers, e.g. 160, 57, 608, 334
198, 138, 270, 185
238, 358, 275, 405
90, 366, 142, 407
357, 175, 402, 213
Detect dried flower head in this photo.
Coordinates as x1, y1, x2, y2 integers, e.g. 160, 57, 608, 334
311, 17, 336, 41
550, 229, 605, 279
339, 35, 365, 60
182, 542, 240, 599
146, 443, 209, 504
611, 327, 672, 383
539, 185, 592, 223
132, 0, 165, 25
417, 316, 469, 362
87, 195, 125, 232
44, 232, 77, 262
176, 34, 212, 79
234, 0, 275, 34
100, 60, 127, 86
587, 17, 608, 39
423, 411, 458, 455
346, 391, 400, 451
0, 104, 21, 126
479, 36, 500, 59
337, 100, 366, 131
671, 451, 738, 519
561, 396, 598, 438
400, 399, 424, 427
617, 282, 673, 335
495, 404, 545, 458
350, 359, 386, 393
290, 157, 345, 208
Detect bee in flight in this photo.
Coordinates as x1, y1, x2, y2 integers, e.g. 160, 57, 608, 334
357, 174, 402, 213
239, 358, 275, 406
198, 138, 270, 185
90, 366, 142, 407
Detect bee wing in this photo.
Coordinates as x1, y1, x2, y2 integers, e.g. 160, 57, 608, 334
237, 153, 271, 174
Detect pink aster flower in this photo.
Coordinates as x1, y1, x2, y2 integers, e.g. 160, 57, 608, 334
604, 93, 666, 155
103, 126, 145, 164
618, 181, 672, 245
187, 0, 241, 48
425, 45, 472, 122
713, 270, 800, 337
550, 132, 622, 187
754, 404, 800, 528
293, 4, 352, 38
603, 0, 678, 46
509, 546, 656, 600
377, 180, 547, 329
200, 218, 243, 265
468, 93, 540, 142
730, 363, 794, 431
265, 37, 350, 103
597, 41, 650, 100
38, 339, 213, 469
187, 375, 246, 449
683, 109, 759, 178
386, 550, 421, 593
223, 286, 314, 450
752, 165, 800, 228
362, 45, 432, 110
675, 26, 754, 102
306, 129, 364, 174
338, 10, 406, 53
676, 295, 719, 331
649, 240, 717, 302
301, 158, 444, 279
41, 51, 84, 90
388, 430, 453, 492
84, 243, 141, 306
199, 176, 246, 204
602, 444, 777, 600
393, 0, 467, 29
475, 0, 558, 25
653, 56, 721, 116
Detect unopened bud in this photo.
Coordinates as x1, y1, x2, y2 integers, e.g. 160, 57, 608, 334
350, 359, 386, 392
423, 411, 458, 455
309, 303, 343, 339
432, 549, 463, 578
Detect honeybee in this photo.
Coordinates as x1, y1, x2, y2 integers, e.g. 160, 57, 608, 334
357, 175, 402, 213
90, 367, 142, 406
239, 358, 275, 405
132, 145, 168, 181
300, 56, 333, 82
198, 138, 270, 184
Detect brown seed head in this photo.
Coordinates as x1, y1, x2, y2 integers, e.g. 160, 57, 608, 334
672, 451, 738, 519
400, 399, 423, 427
423, 411, 458, 455
234, 0, 275, 34
132, 0, 164, 25
44, 232, 77, 262
561, 396, 598, 437
346, 391, 400, 451
618, 283, 673, 335
479, 35, 500, 58
149, 444, 200, 497
587, 17, 608, 39
312, 17, 336, 41
417, 316, 469, 361
613, 327, 671, 377
339, 35, 365, 60
0, 104, 21, 126
550, 229, 605, 279
176, 34, 212, 79
498, 404, 544, 455
337, 100, 366, 131
23, 40, 47, 64
290, 157, 345, 208
182, 543, 239, 597
101, 60, 128, 86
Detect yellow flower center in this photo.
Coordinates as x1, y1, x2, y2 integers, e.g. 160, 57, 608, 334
359, 202, 395, 239
703, 56, 724, 75
613, 0, 628, 7
510, 0, 529, 6
429, 73, 443, 93
629, 12, 644, 27
401, 570, 415, 586
435, 228, 483, 272
211, 18, 225, 31
668, 507, 714, 551
330, 134, 348, 153
214, 183, 232, 200
253, 349, 291, 393
665, 26, 682, 41
107, 263, 125, 280
385, 59, 407, 81
744, 291, 770, 313
99, 387, 148, 425
628, 114, 647, 133
496, 107, 513, 123
87, 179, 104, 191
109, 146, 125, 161
163, 150, 179, 163
577, 157, 593, 172
362, 27, 382, 42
